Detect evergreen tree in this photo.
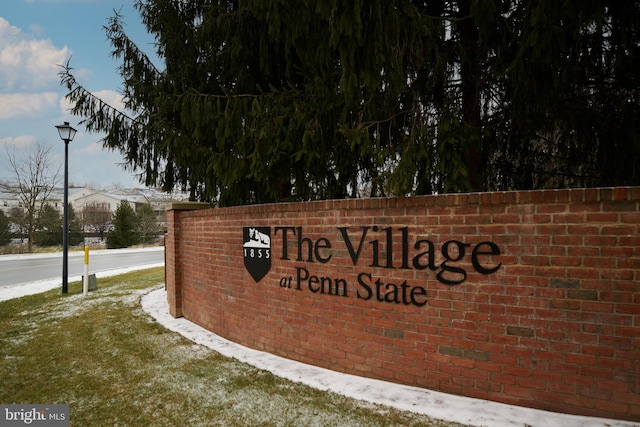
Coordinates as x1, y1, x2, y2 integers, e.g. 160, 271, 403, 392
9, 207, 26, 243
107, 201, 140, 249
68, 205, 85, 246
0, 210, 11, 246
60, 0, 640, 204
33, 204, 62, 247
34, 204, 83, 247
490, 0, 640, 189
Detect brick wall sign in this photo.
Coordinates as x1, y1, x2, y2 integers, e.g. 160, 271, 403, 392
270, 226, 501, 305
165, 188, 640, 422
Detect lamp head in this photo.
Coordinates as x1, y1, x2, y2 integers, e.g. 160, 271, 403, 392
56, 121, 77, 142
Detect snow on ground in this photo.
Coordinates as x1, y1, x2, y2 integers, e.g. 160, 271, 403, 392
141, 288, 637, 427
1, 252, 637, 427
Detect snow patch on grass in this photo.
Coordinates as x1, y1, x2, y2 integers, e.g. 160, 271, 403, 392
142, 287, 638, 427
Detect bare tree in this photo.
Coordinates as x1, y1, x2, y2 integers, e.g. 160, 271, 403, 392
82, 203, 112, 241
136, 203, 161, 246
4, 141, 61, 252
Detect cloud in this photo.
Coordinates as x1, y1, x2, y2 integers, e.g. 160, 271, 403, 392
0, 134, 37, 149
0, 17, 70, 91
0, 92, 58, 120
77, 141, 106, 155
93, 89, 126, 112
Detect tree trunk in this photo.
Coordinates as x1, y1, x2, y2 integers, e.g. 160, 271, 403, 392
458, 0, 483, 192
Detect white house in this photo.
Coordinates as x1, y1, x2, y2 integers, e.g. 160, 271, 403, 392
71, 190, 148, 213
0, 182, 189, 221
0, 188, 20, 216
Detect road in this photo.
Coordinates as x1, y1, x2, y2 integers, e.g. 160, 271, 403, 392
0, 247, 164, 288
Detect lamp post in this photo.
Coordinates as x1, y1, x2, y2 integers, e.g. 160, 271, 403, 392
55, 122, 77, 294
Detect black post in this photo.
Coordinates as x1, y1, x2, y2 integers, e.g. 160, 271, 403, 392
62, 139, 69, 294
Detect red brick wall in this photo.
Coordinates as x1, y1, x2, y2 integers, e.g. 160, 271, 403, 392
165, 188, 640, 422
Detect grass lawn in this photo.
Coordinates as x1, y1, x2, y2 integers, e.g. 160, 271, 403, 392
0, 268, 468, 426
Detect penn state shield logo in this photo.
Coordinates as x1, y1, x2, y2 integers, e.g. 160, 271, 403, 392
243, 227, 271, 282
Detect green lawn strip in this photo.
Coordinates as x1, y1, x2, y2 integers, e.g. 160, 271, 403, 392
0, 268, 466, 426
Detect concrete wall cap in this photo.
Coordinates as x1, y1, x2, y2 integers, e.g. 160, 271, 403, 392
166, 201, 210, 211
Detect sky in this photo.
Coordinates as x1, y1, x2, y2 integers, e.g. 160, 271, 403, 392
0, 0, 159, 189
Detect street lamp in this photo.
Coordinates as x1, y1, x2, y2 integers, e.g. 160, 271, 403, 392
55, 121, 77, 294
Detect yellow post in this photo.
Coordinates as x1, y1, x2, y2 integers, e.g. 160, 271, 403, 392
83, 247, 89, 296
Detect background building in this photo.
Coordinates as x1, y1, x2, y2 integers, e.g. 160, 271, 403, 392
0, 180, 189, 244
